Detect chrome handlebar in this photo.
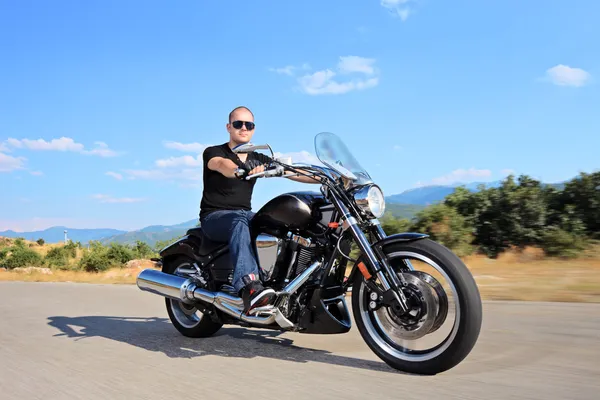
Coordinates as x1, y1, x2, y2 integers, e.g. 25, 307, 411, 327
244, 165, 285, 180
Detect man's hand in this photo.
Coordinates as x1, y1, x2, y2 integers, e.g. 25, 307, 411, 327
246, 164, 266, 178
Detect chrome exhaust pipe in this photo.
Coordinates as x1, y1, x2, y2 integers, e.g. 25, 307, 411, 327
136, 260, 322, 329
136, 269, 280, 326
136, 268, 194, 303
281, 260, 321, 295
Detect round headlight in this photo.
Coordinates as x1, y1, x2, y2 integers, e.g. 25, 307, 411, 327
353, 184, 386, 219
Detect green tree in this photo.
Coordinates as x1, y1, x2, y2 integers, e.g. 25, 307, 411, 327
410, 203, 475, 256
559, 172, 600, 237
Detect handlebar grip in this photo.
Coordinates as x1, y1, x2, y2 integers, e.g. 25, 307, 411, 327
245, 166, 284, 180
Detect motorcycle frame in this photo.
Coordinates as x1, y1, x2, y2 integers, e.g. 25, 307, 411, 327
156, 159, 428, 333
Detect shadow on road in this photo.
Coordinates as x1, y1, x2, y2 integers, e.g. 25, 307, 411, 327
47, 315, 406, 374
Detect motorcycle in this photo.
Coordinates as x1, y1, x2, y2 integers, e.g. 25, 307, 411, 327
136, 132, 482, 375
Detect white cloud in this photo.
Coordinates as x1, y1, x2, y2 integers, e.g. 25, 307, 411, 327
91, 194, 146, 204
2, 137, 120, 157
381, 0, 414, 21
268, 66, 295, 76
545, 64, 591, 87
83, 141, 119, 157
155, 155, 203, 168
163, 141, 208, 153
123, 168, 203, 182
416, 168, 493, 187
299, 56, 379, 95
299, 72, 379, 95
338, 55, 377, 75
268, 64, 311, 77
273, 151, 323, 166
105, 171, 123, 180
0, 152, 26, 172
271, 56, 380, 95
117, 140, 210, 184
8, 137, 84, 152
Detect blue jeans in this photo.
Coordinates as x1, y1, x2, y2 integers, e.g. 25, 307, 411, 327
200, 210, 261, 292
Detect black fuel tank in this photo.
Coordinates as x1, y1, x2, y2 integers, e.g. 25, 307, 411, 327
252, 191, 327, 237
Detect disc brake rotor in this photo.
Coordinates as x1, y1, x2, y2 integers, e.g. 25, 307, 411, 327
372, 272, 439, 341
406, 271, 449, 334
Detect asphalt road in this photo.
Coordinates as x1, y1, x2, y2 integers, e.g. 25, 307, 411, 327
1, 281, 599, 400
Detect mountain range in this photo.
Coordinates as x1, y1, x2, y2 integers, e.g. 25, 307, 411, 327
1, 179, 563, 246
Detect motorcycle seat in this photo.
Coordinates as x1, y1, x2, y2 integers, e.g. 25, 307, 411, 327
186, 227, 227, 256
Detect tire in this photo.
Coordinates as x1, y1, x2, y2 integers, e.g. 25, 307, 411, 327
162, 256, 223, 338
351, 238, 482, 375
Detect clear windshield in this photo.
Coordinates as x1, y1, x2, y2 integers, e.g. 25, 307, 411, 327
314, 132, 373, 185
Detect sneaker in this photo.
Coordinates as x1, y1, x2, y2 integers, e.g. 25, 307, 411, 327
239, 274, 277, 314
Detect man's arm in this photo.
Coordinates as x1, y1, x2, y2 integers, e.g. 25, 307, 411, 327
253, 153, 322, 184
207, 156, 241, 178
285, 172, 322, 184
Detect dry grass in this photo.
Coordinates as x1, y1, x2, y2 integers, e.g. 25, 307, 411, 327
2, 237, 600, 303
0, 260, 160, 284
463, 246, 600, 303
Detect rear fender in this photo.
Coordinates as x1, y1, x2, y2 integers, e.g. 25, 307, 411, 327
159, 235, 202, 263
344, 232, 429, 290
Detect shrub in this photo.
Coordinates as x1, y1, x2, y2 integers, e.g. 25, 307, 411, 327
44, 246, 73, 269
0, 246, 43, 270
410, 204, 475, 257
106, 243, 135, 264
79, 250, 112, 272
0, 247, 9, 262
36, 238, 45, 246
77, 242, 136, 272
541, 227, 588, 258
133, 240, 154, 259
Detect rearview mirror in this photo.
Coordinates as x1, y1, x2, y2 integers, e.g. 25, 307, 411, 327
232, 143, 271, 153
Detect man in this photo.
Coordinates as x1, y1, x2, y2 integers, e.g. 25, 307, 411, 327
199, 106, 320, 314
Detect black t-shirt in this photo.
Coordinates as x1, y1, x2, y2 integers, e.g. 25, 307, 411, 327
199, 142, 272, 218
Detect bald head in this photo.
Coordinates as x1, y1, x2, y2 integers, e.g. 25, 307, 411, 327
229, 106, 254, 123
226, 106, 255, 146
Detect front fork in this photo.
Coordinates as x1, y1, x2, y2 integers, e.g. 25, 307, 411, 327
329, 195, 410, 313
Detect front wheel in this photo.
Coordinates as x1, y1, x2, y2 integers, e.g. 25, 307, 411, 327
351, 238, 482, 375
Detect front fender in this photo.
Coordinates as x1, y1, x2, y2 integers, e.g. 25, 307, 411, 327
372, 232, 429, 249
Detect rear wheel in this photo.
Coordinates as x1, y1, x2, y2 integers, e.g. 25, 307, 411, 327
351, 238, 482, 375
163, 256, 222, 338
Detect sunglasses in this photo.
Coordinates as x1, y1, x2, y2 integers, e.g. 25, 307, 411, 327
231, 120, 255, 130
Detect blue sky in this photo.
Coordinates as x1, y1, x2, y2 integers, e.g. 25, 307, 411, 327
1, 0, 598, 232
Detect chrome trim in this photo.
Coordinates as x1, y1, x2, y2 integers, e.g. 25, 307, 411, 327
136, 269, 296, 328
136, 268, 195, 304
328, 192, 409, 312
292, 234, 311, 247
357, 251, 460, 362
281, 260, 321, 295
352, 184, 385, 219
